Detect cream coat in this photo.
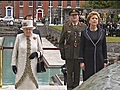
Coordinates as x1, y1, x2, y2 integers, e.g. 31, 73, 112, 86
11, 33, 43, 90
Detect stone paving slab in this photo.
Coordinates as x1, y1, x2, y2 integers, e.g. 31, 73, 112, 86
0, 37, 4, 46
0, 85, 67, 90
42, 38, 56, 48
0, 81, 83, 90
42, 38, 65, 68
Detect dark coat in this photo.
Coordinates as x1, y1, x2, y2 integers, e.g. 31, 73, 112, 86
78, 27, 107, 81
17, 29, 42, 42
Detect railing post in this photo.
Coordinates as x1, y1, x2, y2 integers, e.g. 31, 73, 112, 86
0, 46, 3, 88
0, 37, 5, 88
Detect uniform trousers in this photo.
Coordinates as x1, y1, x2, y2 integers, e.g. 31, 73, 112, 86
66, 59, 80, 90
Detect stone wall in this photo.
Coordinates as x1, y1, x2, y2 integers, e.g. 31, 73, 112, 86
73, 61, 120, 90
47, 26, 61, 42
107, 42, 120, 60
48, 27, 120, 59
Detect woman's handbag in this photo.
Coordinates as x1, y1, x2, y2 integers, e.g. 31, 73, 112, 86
37, 57, 46, 73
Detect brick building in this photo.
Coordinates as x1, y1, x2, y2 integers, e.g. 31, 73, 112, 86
0, 1, 86, 24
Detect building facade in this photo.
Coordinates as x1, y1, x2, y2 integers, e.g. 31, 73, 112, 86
0, 1, 86, 24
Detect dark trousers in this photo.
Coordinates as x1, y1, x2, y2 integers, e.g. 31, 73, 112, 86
66, 59, 80, 90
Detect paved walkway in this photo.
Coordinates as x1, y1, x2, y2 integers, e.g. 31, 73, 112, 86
0, 82, 83, 90
42, 37, 65, 68
0, 85, 67, 90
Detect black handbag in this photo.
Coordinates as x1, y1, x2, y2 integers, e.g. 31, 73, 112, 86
37, 58, 46, 73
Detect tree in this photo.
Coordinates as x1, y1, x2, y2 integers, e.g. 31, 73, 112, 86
82, 1, 120, 9
111, 1, 120, 8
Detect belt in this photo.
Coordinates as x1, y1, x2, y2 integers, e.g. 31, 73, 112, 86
66, 42, 80, 47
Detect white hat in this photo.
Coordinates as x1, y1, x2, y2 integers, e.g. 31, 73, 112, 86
20, 20, 36, 30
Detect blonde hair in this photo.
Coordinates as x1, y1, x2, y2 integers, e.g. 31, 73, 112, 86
87, 11, 100, 23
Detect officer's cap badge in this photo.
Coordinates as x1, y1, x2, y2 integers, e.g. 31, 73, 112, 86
73, 10, 76, 13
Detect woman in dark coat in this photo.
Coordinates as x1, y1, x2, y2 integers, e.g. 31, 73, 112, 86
78, 11, 108, 81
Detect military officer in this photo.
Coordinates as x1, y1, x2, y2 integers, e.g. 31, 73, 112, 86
59, 9, 86, 90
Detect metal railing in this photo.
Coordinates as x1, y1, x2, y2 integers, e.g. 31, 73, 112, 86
0, 46, 3, 88
0, 37, 4, 88
3, 46, 60, 50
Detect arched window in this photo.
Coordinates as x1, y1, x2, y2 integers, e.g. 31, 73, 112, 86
7, 7, 11, 16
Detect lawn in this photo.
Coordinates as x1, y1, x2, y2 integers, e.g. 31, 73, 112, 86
106, 37, 120, 42
50, 26, 120, 42
50, 26, 62, 31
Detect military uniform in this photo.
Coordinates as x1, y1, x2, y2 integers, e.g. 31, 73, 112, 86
59, 15, 86, 89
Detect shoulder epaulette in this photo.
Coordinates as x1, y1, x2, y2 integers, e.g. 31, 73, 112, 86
63, 22, 71, 32
68, 22, 72, 26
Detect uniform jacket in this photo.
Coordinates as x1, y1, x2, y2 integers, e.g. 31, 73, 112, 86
59, 22, 86, 60
11, 33, 43, 89
78, 27, 107, 81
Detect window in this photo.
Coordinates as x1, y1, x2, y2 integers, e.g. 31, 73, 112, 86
29, 9, 32, 15
49, 1, 53, 6
19, 0, 23, 7
7, 10, 11, 16
7, 7, 11, 16
51, 1, 53, 6
19, 8, 23, 17
37, 1, 42, 6
29, 1, 33, 7
58, 1, 62, 6
8, 1, 12, 4
76, 0, 80, 7
67, 1, 71, 6
0, 1, 2, 4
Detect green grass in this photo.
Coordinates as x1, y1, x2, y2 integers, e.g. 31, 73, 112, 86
50, 26, 62, 31
106, 37, 120, 42
50, 26, 120, 42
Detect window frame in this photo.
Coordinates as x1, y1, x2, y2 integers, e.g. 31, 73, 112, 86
19, 0, 24, 7
29, 1, 33, 7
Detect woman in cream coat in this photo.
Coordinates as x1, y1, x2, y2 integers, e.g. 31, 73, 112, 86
11, 20, 43, 90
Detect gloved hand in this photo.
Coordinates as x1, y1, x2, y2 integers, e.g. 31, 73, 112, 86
40, 54, 43, 59
12, 65, 17, 74
29, 52, 38, 59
